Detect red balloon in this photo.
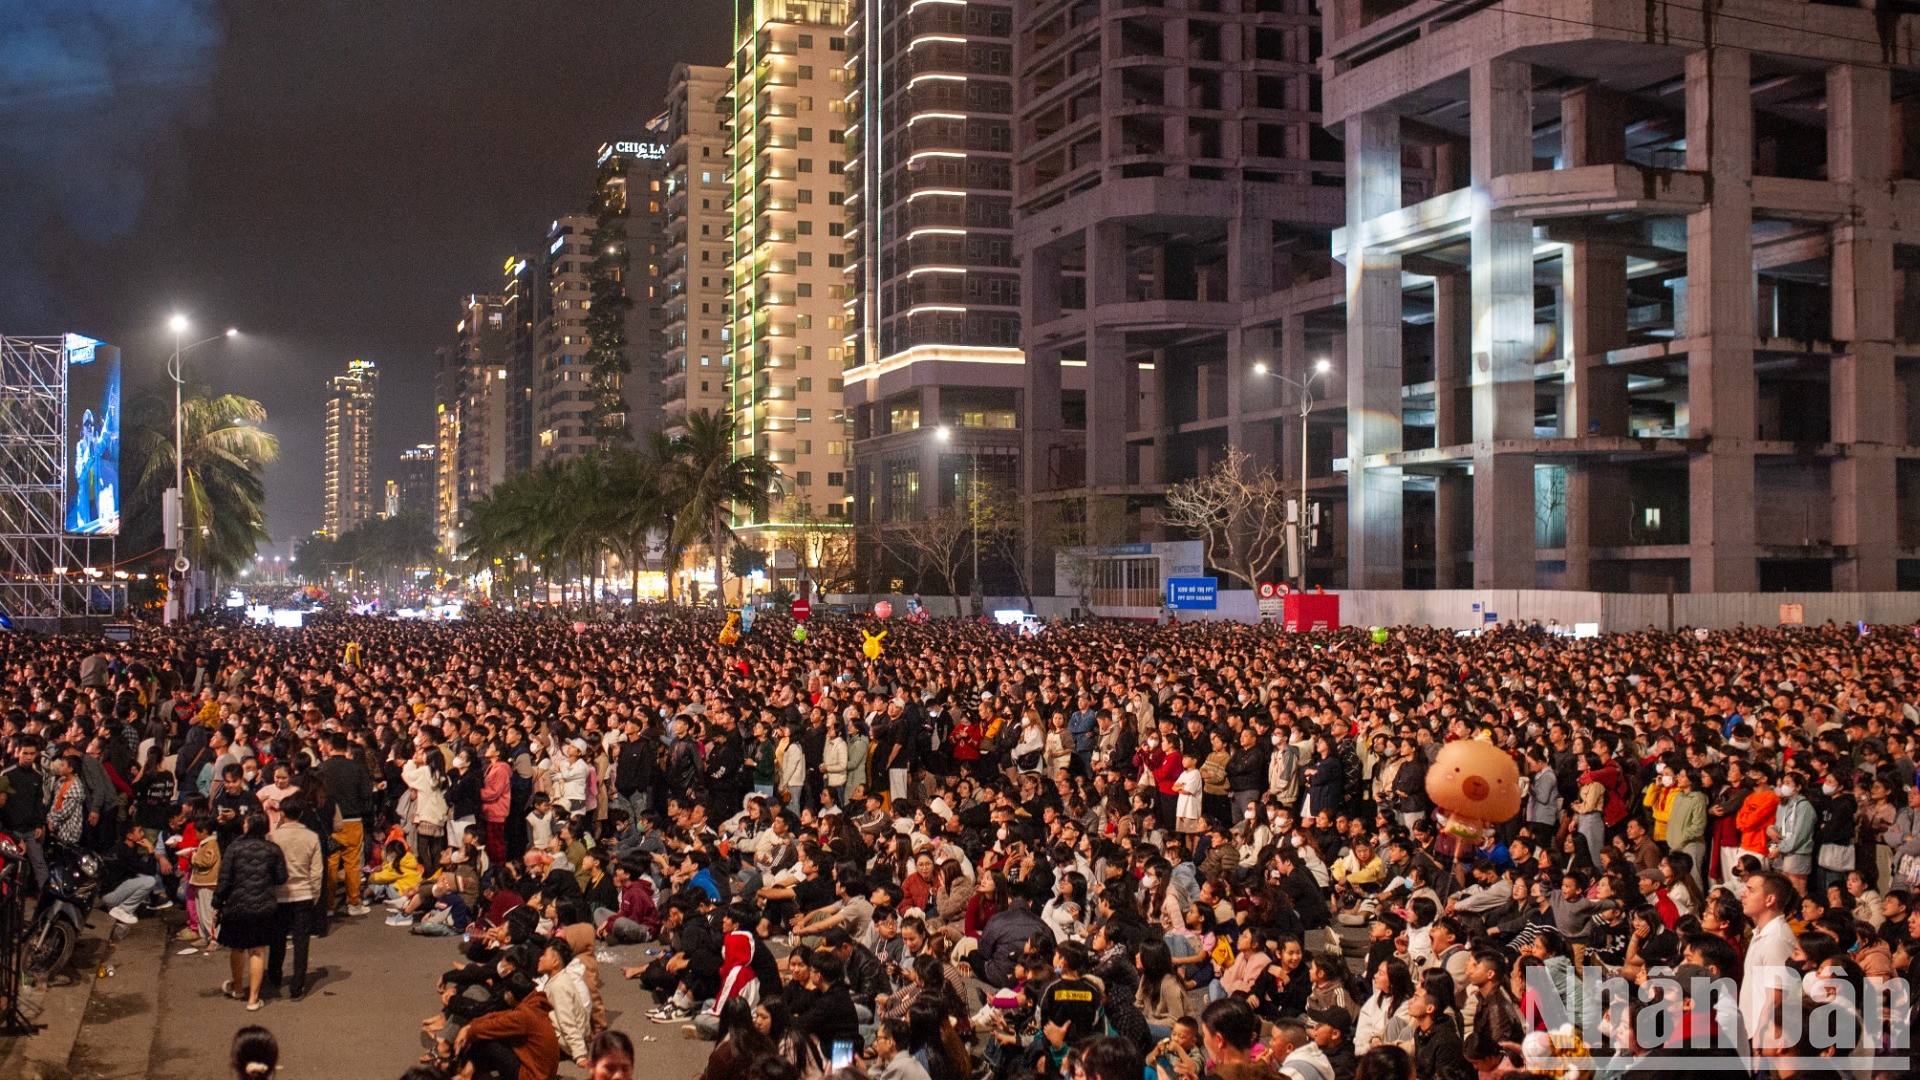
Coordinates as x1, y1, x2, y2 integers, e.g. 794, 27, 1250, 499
873, 601, 892, 619
571, 621, 587, 633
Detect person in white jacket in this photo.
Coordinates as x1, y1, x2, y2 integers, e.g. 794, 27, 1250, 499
777, 726, 808, 804
540, 937, 593, 1067
820, 720, 849, 794
549, 739, 592, 815
401, 750, 450, 869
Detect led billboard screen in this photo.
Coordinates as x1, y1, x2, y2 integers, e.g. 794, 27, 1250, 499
65, 334, 121, 535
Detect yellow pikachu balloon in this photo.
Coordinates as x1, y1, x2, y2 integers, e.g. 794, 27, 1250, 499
861, 628, 887, 660
718, 612, 740, 646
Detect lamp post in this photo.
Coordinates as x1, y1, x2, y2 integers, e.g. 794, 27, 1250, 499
163, 317, 238, 624
934, 424, 982, 615
1252, 357, 1332, 591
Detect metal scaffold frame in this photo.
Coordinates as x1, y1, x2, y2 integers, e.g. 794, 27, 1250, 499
0, 335, 76, 624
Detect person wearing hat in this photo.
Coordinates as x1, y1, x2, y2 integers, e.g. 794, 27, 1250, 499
1305, 1007, 1358, 1080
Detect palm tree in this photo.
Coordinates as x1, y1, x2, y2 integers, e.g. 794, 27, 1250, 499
666, 410, 779, 605
125, 386, 279, 578
604, 438, 680, 602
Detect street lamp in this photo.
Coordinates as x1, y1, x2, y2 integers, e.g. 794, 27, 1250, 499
164, 317, 239, 624
935, 424, 983, 614
1251, 357, 1333, 591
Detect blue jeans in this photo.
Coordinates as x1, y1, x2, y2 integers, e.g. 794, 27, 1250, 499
102, 874, 157, 915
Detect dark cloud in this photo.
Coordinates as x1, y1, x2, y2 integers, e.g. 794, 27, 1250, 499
0, 1, 730, 540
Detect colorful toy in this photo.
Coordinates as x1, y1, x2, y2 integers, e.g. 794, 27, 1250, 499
740, 605, 757, 633
861, 628, 887, 659
718, 612, 740, 646
793, 625, 807, 643
1424, 738, 1522, 845
873, 600, 892, 620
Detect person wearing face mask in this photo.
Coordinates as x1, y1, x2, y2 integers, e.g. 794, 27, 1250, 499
1665, 766, 1709, 891
1768, 769, 1816, 895
1811, 766, 1858, 898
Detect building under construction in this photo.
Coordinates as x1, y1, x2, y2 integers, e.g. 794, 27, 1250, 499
1017, 0, 1920, 594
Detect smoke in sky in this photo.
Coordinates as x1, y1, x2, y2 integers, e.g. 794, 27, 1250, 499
0, 0, 223, 322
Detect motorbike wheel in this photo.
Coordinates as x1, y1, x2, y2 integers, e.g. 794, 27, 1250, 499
27, 918, 77, 981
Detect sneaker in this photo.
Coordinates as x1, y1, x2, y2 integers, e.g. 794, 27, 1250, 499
681, 1024, 700, 1040
346, 904, 371, 917
385, 914, 413, 927
146, 899, 175, 911
175, 928, 198, 941
109, 908, 138, 926
651, 1005, 692, 1023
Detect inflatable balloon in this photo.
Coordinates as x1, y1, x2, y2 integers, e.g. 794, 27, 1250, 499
1425, 739, 1522, 846
1369, 627, 1389, 645
793, 625, 808, 643
873, 601, 892, 620
718, 612, 740, 646
572, 621, 587, 634
862, 628, 887, 659
740, 606, 757, 633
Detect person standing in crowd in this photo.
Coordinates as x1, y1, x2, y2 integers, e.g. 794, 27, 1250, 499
215, 812, 287, 1012
265, 793, 324, 1000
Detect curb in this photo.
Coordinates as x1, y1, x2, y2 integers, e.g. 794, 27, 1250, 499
0, 920, 116, 1080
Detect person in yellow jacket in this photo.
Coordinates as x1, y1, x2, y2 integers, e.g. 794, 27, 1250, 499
1642, 767, 1678, 843
367, 836, 425, 901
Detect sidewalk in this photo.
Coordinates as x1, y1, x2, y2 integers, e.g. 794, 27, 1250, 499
0, 914, 124, 1080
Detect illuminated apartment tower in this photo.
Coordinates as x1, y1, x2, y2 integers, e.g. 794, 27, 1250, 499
391, 444, 436, 519
661, 63, 735, 436
433, 345, 462, 552
455, 294, 513, 512
502, 251, 546, 474
845, 0, 1022, 543
726, 0, 855, 528
322, 359, 379, 538
533, 214, 597, 463
589, 139, 672, 445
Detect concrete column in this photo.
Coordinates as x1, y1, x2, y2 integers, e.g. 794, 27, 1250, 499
1343, 109, 1404, 588
1828, 63, 1899, 591
1087, 330, 1129, 488
1022, 343, 1064, 593
1432, 271, 1472, 447
918, 386, 944, 516
1227, 327, 1278, 466
1435, 471, 1471, 588
1684, 47, 1758, 592
1470, 58, 1537, 588
1560, 84, 1625, 168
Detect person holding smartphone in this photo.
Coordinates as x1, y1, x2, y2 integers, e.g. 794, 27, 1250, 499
853, 1020, 927, 1080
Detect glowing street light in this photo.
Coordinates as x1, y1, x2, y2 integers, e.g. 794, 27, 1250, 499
1251, 356, 1335, 590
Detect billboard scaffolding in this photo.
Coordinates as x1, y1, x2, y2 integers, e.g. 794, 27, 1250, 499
0, 336, 72, 624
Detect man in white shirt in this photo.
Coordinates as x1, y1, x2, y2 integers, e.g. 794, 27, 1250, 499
539, 937, 593, 1067
1738, 869, 1798, 1055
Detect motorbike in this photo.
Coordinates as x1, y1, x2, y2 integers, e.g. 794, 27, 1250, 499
23, 842, 101, 982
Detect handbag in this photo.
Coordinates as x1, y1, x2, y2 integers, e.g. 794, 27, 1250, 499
1816, 842, 1855, 873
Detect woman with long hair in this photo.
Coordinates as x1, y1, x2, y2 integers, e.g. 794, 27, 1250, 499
906, 997, 971, 1080
1353, 956, 1414, 1051
1135, 939, 1186, 1040
696, 998, 777, 1080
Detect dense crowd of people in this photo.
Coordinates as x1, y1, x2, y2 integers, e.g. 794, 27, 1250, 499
2, 609, 1917, 1080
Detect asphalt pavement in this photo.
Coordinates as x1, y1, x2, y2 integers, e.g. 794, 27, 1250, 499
22, 908, 715, 1080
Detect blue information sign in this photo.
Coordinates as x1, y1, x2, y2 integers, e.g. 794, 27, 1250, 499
1165, 577, 1218, 610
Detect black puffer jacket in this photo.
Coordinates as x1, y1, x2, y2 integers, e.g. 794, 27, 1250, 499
214, 835, 288, 921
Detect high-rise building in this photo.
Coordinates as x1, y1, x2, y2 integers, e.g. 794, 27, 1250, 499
389, 444, 435, 519
661, 63, 734, 436
1011, 0, 1345, 591
322, 358, 379, 538
434, 344, 462, 553
844, 0, 1022, 571
533, 214, 597, 463
502, 252, 545, 475
456, 294, 513, 513
1320, 0, 1920, 593
589, 138, 673, 446
725, 0, 856, 530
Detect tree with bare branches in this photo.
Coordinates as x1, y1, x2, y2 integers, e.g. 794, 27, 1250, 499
1159, 447, 1289, 589
891, 502, 972, 609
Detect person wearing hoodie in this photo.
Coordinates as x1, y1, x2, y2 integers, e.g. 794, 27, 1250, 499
1269, 1016, 1334, 1080
1664, 766, 1710, 890
1734, 763, 1781, 881
1769, 769, 1816, 894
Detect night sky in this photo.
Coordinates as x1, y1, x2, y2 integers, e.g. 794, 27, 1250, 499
0, 1, 730, 544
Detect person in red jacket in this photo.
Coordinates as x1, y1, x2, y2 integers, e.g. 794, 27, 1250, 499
456, 974, 560, 1080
